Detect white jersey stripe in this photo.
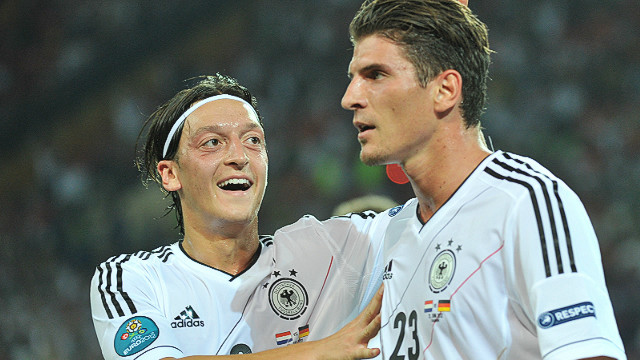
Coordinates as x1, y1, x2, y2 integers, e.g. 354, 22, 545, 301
493, 157, 566, 274
500, 153, 577, 275
488, 152, 578, 278
503, 153, 577, 273
484, 166, 552, 277
98, 250, 181, 319
116, 255, 138, 314
103, 261, 126, 318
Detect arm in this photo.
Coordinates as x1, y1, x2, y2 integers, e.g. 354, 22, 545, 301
504, 170, 626, 359
161, 285, 384, 360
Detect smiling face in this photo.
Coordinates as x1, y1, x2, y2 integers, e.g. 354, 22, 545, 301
342, 34, 440, 167
158, 99, 268, 232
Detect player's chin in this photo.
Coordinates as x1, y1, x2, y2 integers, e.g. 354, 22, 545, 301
220, 205, 259, 223
360, 150, 388, 167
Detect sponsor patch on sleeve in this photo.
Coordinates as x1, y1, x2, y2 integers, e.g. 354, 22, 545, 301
114, 316, 159, 356
537, 301, 596, 329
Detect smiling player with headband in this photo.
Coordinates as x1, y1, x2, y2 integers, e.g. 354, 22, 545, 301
90, 73, 398, 360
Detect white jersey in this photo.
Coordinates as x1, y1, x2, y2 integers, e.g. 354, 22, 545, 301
90, 213, 390, 359
379, 151, 626, 360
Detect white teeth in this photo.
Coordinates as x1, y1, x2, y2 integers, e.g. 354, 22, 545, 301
218, 178, 251, 188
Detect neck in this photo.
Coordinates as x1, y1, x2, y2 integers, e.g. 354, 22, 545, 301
181, 218, 260, 275
403, 124, 490, 223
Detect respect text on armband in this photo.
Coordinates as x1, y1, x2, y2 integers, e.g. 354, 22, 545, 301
537, 301, 596, 329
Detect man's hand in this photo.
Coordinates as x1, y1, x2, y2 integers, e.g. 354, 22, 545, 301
313, 285, 384, 360
160, 286, 384, 360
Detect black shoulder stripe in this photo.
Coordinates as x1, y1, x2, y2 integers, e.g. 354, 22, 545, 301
333, 210, 377, 220
104, 261, 126, 318
133, 245, 175, 262
160, 250, 174, 263
151, 246, 166, 253
484, 166, 552, 277
97, 265, 114, 319
503, 153, 576, 273
97, 254, 138, 319
552, 180, 577, 273
96, 245, 176, 319
260, 235, 274, 247
156, 247, 172, 261
116, 254, 138, 314
493, 157, 565, 275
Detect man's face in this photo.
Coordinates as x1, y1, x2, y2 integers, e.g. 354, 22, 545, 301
166, 99, 268, 229
342, 34, 438, 166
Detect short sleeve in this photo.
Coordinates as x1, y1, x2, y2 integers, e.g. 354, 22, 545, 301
90, 256, 184, 360
507, 184, 626, 359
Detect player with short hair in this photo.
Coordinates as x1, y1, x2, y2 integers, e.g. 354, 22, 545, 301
90, 73, 392, 360
342, 0, 626, 358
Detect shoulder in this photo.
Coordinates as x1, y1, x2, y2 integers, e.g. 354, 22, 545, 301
274, 212, 377, 235
271, 207, 402, 250
280, 205, 406, 236
93, 242, 180, 279
480, 151, 578, 203
90, 243, 180, 321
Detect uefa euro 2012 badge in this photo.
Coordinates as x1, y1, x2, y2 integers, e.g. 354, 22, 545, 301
114, 316, 159, 356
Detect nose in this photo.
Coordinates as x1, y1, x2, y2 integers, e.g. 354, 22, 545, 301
341, 77, 366, 110
224, 138, 249, 168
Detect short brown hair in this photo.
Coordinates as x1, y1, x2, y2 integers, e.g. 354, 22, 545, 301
349, 0, 492, 127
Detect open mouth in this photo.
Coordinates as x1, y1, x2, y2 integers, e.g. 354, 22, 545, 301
357, 124, 375, 133
217, 178, 252, 191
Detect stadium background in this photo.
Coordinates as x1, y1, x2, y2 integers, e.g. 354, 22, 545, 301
1, 0, 638, 358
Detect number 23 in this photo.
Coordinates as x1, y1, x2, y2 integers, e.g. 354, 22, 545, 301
390, 310, 420, 360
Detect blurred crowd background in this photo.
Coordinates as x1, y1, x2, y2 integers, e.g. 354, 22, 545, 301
1, 0, 638, 358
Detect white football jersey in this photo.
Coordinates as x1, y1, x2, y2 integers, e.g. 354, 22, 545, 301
379, 151, 626, 360
90, 213, 390, 359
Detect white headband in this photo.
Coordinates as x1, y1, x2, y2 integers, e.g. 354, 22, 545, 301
162, 94, 258, 158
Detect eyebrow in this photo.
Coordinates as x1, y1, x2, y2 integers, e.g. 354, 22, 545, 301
347, 63, 386, 79
191, 122, 263, 138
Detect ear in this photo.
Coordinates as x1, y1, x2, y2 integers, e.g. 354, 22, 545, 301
158, 160, 182, 192
433, 69, 463, 116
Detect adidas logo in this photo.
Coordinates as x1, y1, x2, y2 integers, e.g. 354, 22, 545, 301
171, 305, 205, 328
382, 260, 394, 280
